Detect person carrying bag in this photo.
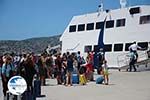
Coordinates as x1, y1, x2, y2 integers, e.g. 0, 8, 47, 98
1, 55, 15, 98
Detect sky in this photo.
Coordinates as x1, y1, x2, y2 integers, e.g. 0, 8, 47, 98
0, 0, 150, 40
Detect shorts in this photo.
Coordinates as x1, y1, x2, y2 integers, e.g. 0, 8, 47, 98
103, 69, 109, 75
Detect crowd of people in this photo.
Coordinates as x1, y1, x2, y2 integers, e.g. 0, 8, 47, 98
1, 41, 149, 98
0, 53, 36, 97
0, 39, 149, 100
0, 50, 109, 97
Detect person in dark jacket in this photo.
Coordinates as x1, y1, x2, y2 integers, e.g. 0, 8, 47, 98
55, 53, 62, 85
66, 54, 74, 86
22, 54, 36, 93
37, 54, 47, 86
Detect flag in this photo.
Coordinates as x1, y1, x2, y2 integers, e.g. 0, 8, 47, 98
98, 17, 107, 50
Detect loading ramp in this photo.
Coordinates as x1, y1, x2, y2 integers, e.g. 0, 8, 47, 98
117, 50, 150, 71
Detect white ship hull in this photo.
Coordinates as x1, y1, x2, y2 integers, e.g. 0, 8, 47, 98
60, 5, 150, 67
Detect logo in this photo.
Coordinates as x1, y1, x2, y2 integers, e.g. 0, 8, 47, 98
8, 76, 27, 95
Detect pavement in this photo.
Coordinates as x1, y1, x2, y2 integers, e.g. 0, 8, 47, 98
1, 65, 150, 100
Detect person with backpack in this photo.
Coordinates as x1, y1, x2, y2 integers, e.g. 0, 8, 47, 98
129, 51, 137, 72
128, 41, 142, 62
97, 48, 105, 74
77, 51, 82, 71
1, 55, 15, 97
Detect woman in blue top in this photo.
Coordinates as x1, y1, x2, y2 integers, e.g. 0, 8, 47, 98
1, 55, 15, 96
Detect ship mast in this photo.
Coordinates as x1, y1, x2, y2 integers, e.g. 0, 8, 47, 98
98, 0, 104, 16
98, 0, 104, 12
120, 0, 127, 8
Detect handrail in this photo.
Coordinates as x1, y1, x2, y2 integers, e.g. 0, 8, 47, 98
117, 52, 130, 67
117, 50, 149, 68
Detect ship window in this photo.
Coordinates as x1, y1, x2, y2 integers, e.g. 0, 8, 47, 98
125, 43, 133, 51
86, 23, 94, 30
106, 20, 114, 28
84, 45, 92, 52
140, 15, 150, 24
96, 22, 104, 29
116, 19, 126, 27
129, 7, 140, 15
104, 44, 112, 52
114, 44, 123, 52
78, 24, 85, 31
138, 42, 148, 50
93, 45, 99, 52
69, 25, 76, 32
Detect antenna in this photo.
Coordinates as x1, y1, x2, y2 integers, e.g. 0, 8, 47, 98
99, 0, 103, 12
120, 0, 127, 8
98, 0, 103, 16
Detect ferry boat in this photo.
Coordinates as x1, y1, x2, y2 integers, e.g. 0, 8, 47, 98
60, 0, 150, 68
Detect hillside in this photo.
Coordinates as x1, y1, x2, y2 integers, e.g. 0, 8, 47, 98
0, 35, 61, 55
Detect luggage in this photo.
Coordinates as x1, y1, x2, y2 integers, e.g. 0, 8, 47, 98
34, 80, 41, 97
22, 91, 36, 100
6, 91, 14, 100
79, 66, 86, 74
79, 74, 87, 85
72, 74, 79, 84
86, 71, 94, 81
96, 76, 104, 84
6, 91, 20, 100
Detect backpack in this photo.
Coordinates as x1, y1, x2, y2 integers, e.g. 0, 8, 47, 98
81, 57, 86, 64
8, 63, 15, 77
99, 53, 104, 64
130, 53, 136, 61
77, 56, 82, 64
1, 63, 15, 78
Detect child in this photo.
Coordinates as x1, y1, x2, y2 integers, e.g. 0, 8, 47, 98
102, 60, 109, 85
79, 65, 87, 85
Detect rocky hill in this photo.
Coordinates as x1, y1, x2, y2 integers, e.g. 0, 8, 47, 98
0, 35, 61, 55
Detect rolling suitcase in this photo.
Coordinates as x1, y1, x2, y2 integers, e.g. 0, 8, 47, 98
79, 74, 87, 85
34, 79, 41, 97
22, 91, 36, 100
72, 74, 79, 84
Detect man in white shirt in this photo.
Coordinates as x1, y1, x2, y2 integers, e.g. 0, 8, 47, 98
129, 41, 142, 52
128, 41, 142, 61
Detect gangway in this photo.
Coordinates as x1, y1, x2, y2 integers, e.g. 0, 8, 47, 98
117, 50, 150, 71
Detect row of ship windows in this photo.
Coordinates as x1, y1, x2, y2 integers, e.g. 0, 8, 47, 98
69, 15, 150, 32
84, 42, 149, 53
